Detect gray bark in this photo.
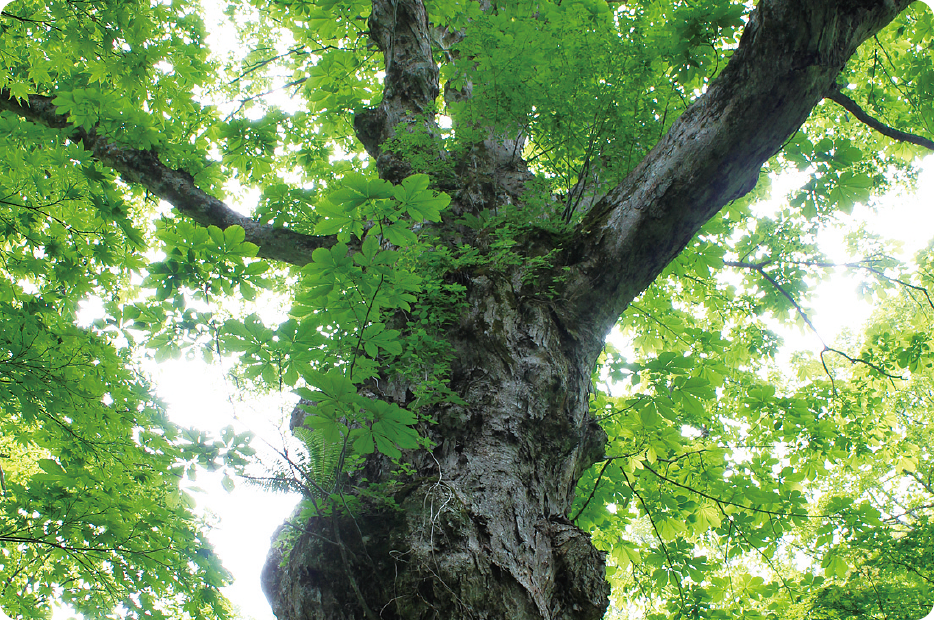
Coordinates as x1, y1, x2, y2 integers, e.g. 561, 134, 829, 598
263, 286, 610, 618
559, 0, 914, 345
266, 2, 610, 616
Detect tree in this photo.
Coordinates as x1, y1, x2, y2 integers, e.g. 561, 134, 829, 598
777, 276, 934, 620
0, 0, 933, 618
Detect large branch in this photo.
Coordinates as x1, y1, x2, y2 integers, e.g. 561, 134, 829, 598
558, 0, 913, 351
355, 0, 532, 201
0, 90, 334, 267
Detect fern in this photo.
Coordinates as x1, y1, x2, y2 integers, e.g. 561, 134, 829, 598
293, 426, 343, 499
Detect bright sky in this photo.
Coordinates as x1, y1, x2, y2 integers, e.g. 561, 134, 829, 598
796, 158, 934, 347
148, 362, 300, 620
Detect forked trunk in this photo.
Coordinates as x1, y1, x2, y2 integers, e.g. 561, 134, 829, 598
258, 0, 913, 618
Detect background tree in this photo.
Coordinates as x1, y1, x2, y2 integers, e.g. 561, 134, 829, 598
781, 271, 934, 620
1, 0, 933, 619
588, 244, 934, 618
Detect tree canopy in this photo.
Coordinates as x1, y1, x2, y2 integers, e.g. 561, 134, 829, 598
0, 0, 933, 618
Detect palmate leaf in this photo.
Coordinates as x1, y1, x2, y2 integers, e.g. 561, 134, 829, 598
298, 242, 356, 299
355, 398, 420, 459
360, 322, 404, 357
0, 311, 232, 620
314, 198, 360, 236
392, 174, 450, 222
297, 370, 360, 406
330, 174, 394, 209
828, 170, 873, 214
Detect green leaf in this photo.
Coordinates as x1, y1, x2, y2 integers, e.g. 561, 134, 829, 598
392, 174, 450, 223
329, 174, 394, 209
828, 171, 873, 214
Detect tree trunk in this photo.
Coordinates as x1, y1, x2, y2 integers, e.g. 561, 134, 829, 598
258, 0, 913, 618
262, 0, 614, 613
259, 1, 911, 618
262, 273, 610, 619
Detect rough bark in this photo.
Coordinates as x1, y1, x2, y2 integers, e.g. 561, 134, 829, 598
260, 2, 915, 620
353, 0, 440, 183
1, 0, 917, 618
263, 282, 610, 619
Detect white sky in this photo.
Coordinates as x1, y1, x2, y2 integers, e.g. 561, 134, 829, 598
791, 157, 934, 349
148, 362, 300, 620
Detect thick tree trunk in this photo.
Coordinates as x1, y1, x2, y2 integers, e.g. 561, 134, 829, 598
263, 0, 612, 615
260, 1, 912, 618
262, 276, 610, 619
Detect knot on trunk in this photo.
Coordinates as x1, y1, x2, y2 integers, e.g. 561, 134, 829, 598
549, 518, 610, 620
353, 107, 387, 160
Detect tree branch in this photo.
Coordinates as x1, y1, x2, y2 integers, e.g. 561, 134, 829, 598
569, 458, 613, 523
640, 462, 810, 520
825, 86, 934, 151
725, 259, 905, 380
621, 469, 687, 609
743, 256, 934, 310
0, 90, 335, 267
557, 0, 913, 355
0, 535, 172, 559
353, 0, 440, 182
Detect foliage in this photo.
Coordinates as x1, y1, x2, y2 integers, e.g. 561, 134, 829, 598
272, 173, 451, 464
0, 295, 238, 619
0, 0, 933, 617
573, 239, 934, 617
0, 0, 245, 617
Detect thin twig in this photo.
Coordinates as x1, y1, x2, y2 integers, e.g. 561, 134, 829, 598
230, 45, 311, 85
622, 470, 687, 609
570, 459, 613, 522
725, 260, 904, 380
640, 462, 811, 519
